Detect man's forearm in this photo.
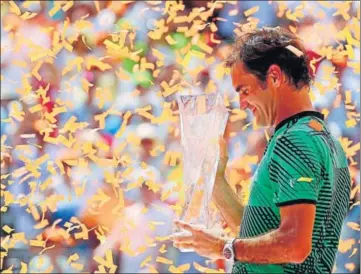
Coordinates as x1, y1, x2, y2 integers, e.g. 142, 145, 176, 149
233, 227, 308, 264
212, 174, 244, 235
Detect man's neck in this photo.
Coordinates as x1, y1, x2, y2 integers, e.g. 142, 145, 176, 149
273, 85, 314, 128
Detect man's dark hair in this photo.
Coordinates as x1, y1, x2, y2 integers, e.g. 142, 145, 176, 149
225, 27, 312, 89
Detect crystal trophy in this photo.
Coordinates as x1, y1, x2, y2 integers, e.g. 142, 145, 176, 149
174, 92, 228, 251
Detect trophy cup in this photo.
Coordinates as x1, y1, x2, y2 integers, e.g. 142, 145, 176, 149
175, 92, 229, 251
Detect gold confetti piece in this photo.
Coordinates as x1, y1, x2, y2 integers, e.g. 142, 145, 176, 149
347, 61, 360, 74
28, 103, 43, 114
48, 1, 65, 17
150, 145, 165, 157
2, 225, 14, 234
1, 265, 14, 273
116, 67, 131, 80
34, 219, 49, 229
289, 25, 298, 34
70, 263, 84, 271
169, 263, 191, 274
89, 189, 111, 208
62, 57, 84, 76
28, 205, 41, 221
345, 263, 355, 272
165, 34, 177, 46
155, 235, 171, 242
159, 244, 167, 254
126, 177, 144, 191
163, 151, 182, 167
244, 6, 259, 17
297, 177, 313, 183
156, 256, 173, 265
9, 1, 21, 15
161, 188, 173, 202
345, 90, 351, 104
140, 256, 152, 268
85, 56, 112, 71
152, 48, 165, 60
321, 109, 329, 119
145, 180, 162, 193
347, 222, 360, 231
195, 40, 213, 55
230, 109, 247, 123
60, 116, 89, 134
349, 247, 358, 258
346, 119, 357, 128
308, 120, 323, 131
30, 240, 46, 248
338, 239, 356, 253
12, 59, 28, 68
66, 253, 79, 264
57, 134, 76, 148
93, 249, 117, 272
19, 261, 27, 273
115, 111, 132, 138
74, 224, 89, 240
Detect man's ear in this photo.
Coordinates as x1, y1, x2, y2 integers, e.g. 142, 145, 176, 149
266, 65, 282, 88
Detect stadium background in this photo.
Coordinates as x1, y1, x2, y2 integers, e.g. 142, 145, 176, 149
0, 1, 359, 273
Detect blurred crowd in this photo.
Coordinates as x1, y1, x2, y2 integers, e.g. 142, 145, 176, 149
0, 1, 360, 273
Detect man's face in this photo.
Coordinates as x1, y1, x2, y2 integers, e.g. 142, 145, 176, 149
231, 62, 277, 127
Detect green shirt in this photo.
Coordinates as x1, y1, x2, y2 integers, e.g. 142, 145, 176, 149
232, 111, 351, 274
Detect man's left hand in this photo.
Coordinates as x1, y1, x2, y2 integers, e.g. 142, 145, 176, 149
171, 220, 229, 261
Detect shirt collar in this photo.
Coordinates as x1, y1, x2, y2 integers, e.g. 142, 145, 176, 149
275, 111, 325, 133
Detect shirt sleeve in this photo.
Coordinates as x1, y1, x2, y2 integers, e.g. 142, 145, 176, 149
269, 129, 323, 207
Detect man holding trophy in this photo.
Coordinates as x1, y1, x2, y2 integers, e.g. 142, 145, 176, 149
172, 27, 351, 273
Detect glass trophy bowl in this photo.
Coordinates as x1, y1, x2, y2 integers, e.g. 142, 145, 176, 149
174, 92, 228, 252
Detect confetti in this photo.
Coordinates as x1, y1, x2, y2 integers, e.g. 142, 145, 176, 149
347, 222, 360, 231
156, 256, 173, 265
297, 177, 313, 183
169, 263, 190, 274
338, 238, 356, 253
308, 120, 323, 131
2, 225, 14, 234
140, 256, 152, 268
244, 6, 259, 17
19, 261, 27, 273
93, 249, 117, 273
345, 263, 355, 272
158, 244, 167, 254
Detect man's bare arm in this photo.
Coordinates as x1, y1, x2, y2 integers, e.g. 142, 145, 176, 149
233, 204, 315, 264
212, 137, 245, 235
212, 173, 244, 235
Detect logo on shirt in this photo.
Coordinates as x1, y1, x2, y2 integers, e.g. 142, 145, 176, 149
289, 178, 296, 188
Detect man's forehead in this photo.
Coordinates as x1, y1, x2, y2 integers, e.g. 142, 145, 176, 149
231, 62, 249, 86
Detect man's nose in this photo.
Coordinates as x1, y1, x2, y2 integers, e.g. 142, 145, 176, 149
240, 100, 249, 110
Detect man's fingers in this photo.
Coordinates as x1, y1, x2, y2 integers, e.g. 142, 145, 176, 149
174, 220, 195, 232
171, 234, 193, 243
174, 242, 194, 250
